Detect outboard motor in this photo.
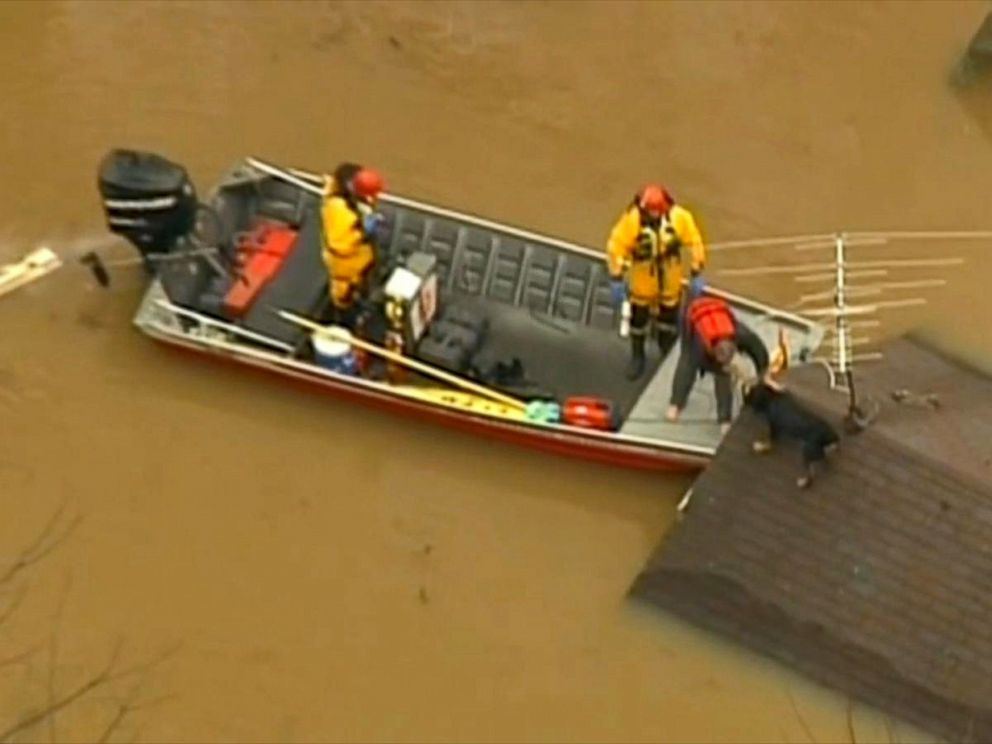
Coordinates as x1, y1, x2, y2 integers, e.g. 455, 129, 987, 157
97, 149, 198, 262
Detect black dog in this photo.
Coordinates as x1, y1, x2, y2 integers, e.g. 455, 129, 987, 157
742, 380, 840, 489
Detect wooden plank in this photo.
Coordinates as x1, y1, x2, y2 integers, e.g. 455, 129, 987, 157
0, 247, 63, 301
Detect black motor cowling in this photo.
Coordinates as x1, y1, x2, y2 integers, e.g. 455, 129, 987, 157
97, 149, 198, 258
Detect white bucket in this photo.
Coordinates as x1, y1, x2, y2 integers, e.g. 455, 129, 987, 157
312, 326, 358, 375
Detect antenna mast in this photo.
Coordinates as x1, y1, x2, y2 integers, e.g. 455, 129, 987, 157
713, 228, 970, 431
832, 233, 866, 427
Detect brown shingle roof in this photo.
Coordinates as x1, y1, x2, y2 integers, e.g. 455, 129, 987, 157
629, 336, 992, 743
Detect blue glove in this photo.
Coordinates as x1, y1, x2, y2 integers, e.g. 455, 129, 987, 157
688, 274, 706, 298
362, 212, 383, 237
609, 279, 628, 306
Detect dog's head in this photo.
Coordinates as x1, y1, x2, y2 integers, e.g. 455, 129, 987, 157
742, 378, 778, 412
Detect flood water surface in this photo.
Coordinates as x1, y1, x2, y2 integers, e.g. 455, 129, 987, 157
2, 2, 991, 741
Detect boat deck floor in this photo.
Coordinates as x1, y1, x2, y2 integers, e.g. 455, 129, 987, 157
621, 312, 818, 450
629, 335, 992, 743
440, 294, 665, 417
156, 250, 814, 451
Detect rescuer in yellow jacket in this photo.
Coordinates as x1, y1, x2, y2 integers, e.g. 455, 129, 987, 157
321, 163, 385, 325
606, 184, 707, 379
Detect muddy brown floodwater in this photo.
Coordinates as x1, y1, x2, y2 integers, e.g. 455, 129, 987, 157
2, 1, 991, 742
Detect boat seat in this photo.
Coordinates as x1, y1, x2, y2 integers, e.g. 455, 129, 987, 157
253, 176, 309, 228
256, 197, 306, 228
236, 204, 328, 344
223, 221, 299, 317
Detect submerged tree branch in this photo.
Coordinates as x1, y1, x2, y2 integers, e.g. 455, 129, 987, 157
1, 502, 177, 741
93, 645, 180, 744
787, 688, 818, 744
882, 716, 898, 744
96, 678, 144, 744
0, 641, 123, 743
46, 574, 73, 744
0, 585, 27, 627
0, 502, 82, 589
96, 688, 176, 744
0, 644, 40, 670
1, 630, 179, 742
846, 699, 858, 744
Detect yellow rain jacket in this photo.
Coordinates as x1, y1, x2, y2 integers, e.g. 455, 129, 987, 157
321, 194, 377, 309
606, 203, 706, 308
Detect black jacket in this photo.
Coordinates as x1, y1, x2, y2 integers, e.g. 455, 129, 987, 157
669, 316, 769, 415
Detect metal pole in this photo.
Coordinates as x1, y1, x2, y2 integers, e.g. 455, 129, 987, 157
834, 233, 847, 378
246, 157, 326, 197
833, 233, 858, 414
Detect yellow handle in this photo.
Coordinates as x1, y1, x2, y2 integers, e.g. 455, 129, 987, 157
277, 309, 529, 412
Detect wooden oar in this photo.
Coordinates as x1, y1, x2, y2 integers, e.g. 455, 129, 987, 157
277, 309, 529, 412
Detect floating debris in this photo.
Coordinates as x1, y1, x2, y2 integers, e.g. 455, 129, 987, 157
0, 247, 63, 301
891, 388, 941, 410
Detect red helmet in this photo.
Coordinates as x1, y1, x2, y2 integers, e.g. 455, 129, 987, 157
637, 184, 672, 216
352, 168, 385, 200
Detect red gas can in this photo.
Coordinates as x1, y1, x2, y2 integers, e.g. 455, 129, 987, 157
561, 397, 619, 432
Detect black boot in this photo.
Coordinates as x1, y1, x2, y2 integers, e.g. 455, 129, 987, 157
626, 334, 646, 380
657, 327, 678, 359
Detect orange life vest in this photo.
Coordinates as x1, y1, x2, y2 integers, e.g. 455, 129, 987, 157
687, 297, 736, 352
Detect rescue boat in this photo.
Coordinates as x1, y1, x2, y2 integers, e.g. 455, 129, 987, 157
93, 150, 825, 472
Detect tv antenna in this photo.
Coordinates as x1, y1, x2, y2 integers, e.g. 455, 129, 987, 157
712, 230, 975, 431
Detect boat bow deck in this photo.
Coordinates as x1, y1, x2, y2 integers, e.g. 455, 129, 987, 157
621, 312, 821, 452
